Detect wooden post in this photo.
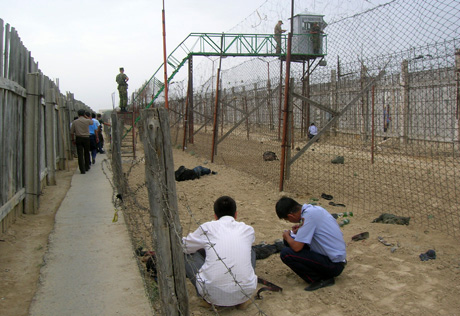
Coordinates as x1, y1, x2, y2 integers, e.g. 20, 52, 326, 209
111, 113, 125, 195
455, 49, 460, 156
0, 19, 4, 77
188, 55, 194, 144
57, 94, 68, 170
45, 87, 56, 185
400, 60, 409, 145
268, 78, 274, 130
24, 72, 42, 214
361, 63, 369, 141
285, 78, 294, 181
141, 108, 189, 316
278, 60, 283, 140
330, 69, 338, 136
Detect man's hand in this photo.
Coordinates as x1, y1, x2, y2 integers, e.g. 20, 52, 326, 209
282, 229, 305, 252
291, 224, 300, 234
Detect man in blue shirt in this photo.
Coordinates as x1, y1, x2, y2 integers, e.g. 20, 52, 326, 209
276, 196, 346, 291
87, 112, 100, 164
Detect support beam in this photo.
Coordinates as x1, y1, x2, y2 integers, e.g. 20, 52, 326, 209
290, 68, 387, 165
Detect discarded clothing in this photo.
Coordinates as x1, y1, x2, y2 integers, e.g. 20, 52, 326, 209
136, 247, 157, 281
419, 249, 436, 261
253, 240, 285, 260
175, 165, 216, 181
352, 232, 369, 241
331, 156, 344, 164
372, 213, 410, 225
263, 151, 278, 161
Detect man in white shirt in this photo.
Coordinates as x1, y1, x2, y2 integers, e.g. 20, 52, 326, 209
182, 196, 257, 308
308, 122, 318, 140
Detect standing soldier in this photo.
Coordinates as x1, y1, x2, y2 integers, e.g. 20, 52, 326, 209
274, 20, 286, 54
116, 67, 129, 112
310, 22, 323, 55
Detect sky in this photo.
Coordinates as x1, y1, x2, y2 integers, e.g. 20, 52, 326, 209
1, 0, 391, 112
1, 0, 268, 111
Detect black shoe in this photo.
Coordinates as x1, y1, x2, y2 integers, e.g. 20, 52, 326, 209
92, 159, 96, 164
305, 278, 335, 291
81, 171, 86, 174
321, 193, 333, 200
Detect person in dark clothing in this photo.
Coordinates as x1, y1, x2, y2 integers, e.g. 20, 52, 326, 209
70, 109, 93, 174
175, 165, 217, 181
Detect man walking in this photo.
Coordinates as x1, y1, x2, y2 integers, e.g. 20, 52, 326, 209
70, 109, 94, 174
116, 67, 129, 111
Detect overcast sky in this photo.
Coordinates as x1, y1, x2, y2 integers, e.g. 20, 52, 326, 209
1, 0, 388, 112
1, 0, 269, 111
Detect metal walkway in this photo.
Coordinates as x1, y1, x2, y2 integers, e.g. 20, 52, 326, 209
131, 32, 327, 121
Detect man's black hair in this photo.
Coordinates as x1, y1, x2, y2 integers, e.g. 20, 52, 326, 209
214, 196, 237, 219
276, 196, 301, 219
91, 112, 96, 118
77, 109, 85, 116
97, 113, 102, 118
85, 111, 91, 117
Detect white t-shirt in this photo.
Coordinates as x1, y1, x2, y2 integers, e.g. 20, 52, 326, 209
182, 216, 257, 306
309, 125, 318, 136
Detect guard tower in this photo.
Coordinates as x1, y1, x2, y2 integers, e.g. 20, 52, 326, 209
291, 12, 327, 60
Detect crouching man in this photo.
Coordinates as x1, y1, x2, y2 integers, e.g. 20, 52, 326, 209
276, 196, 347, 291
182, 196, 257, 309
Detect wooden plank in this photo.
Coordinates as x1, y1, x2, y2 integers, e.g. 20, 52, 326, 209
3, 23, 9, 78
0, 19, 4, 77
0, 77, 27, 97
0, 188, 25, 223
24, 72, 41, 214
141, 108, 189, 316
45, 87, 56, 185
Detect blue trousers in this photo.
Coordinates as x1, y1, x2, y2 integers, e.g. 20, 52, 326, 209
89, 134, 98, 161
280, 246, 345, 283
193, 166, 211, 177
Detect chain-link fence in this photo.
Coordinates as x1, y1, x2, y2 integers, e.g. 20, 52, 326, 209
160, 0, 460, 238
120, 0, 460, 312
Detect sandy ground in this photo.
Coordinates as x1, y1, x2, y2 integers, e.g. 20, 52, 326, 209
2, 147, 460, 316
127, 147, 460, 316
0, 161, 77, 316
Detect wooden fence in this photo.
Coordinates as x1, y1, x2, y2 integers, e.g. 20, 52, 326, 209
0, 19, 91, 232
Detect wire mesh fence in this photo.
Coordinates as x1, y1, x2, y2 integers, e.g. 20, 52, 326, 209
161, 0, 460, 238
118, 0, 460, 313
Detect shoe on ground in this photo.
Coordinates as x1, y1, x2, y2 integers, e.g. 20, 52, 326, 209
331, 156, 344, 164
92, 159, 96, 164
305, 278, 335, 291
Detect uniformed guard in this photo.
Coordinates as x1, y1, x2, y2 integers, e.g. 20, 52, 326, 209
116, 67, 129, 112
